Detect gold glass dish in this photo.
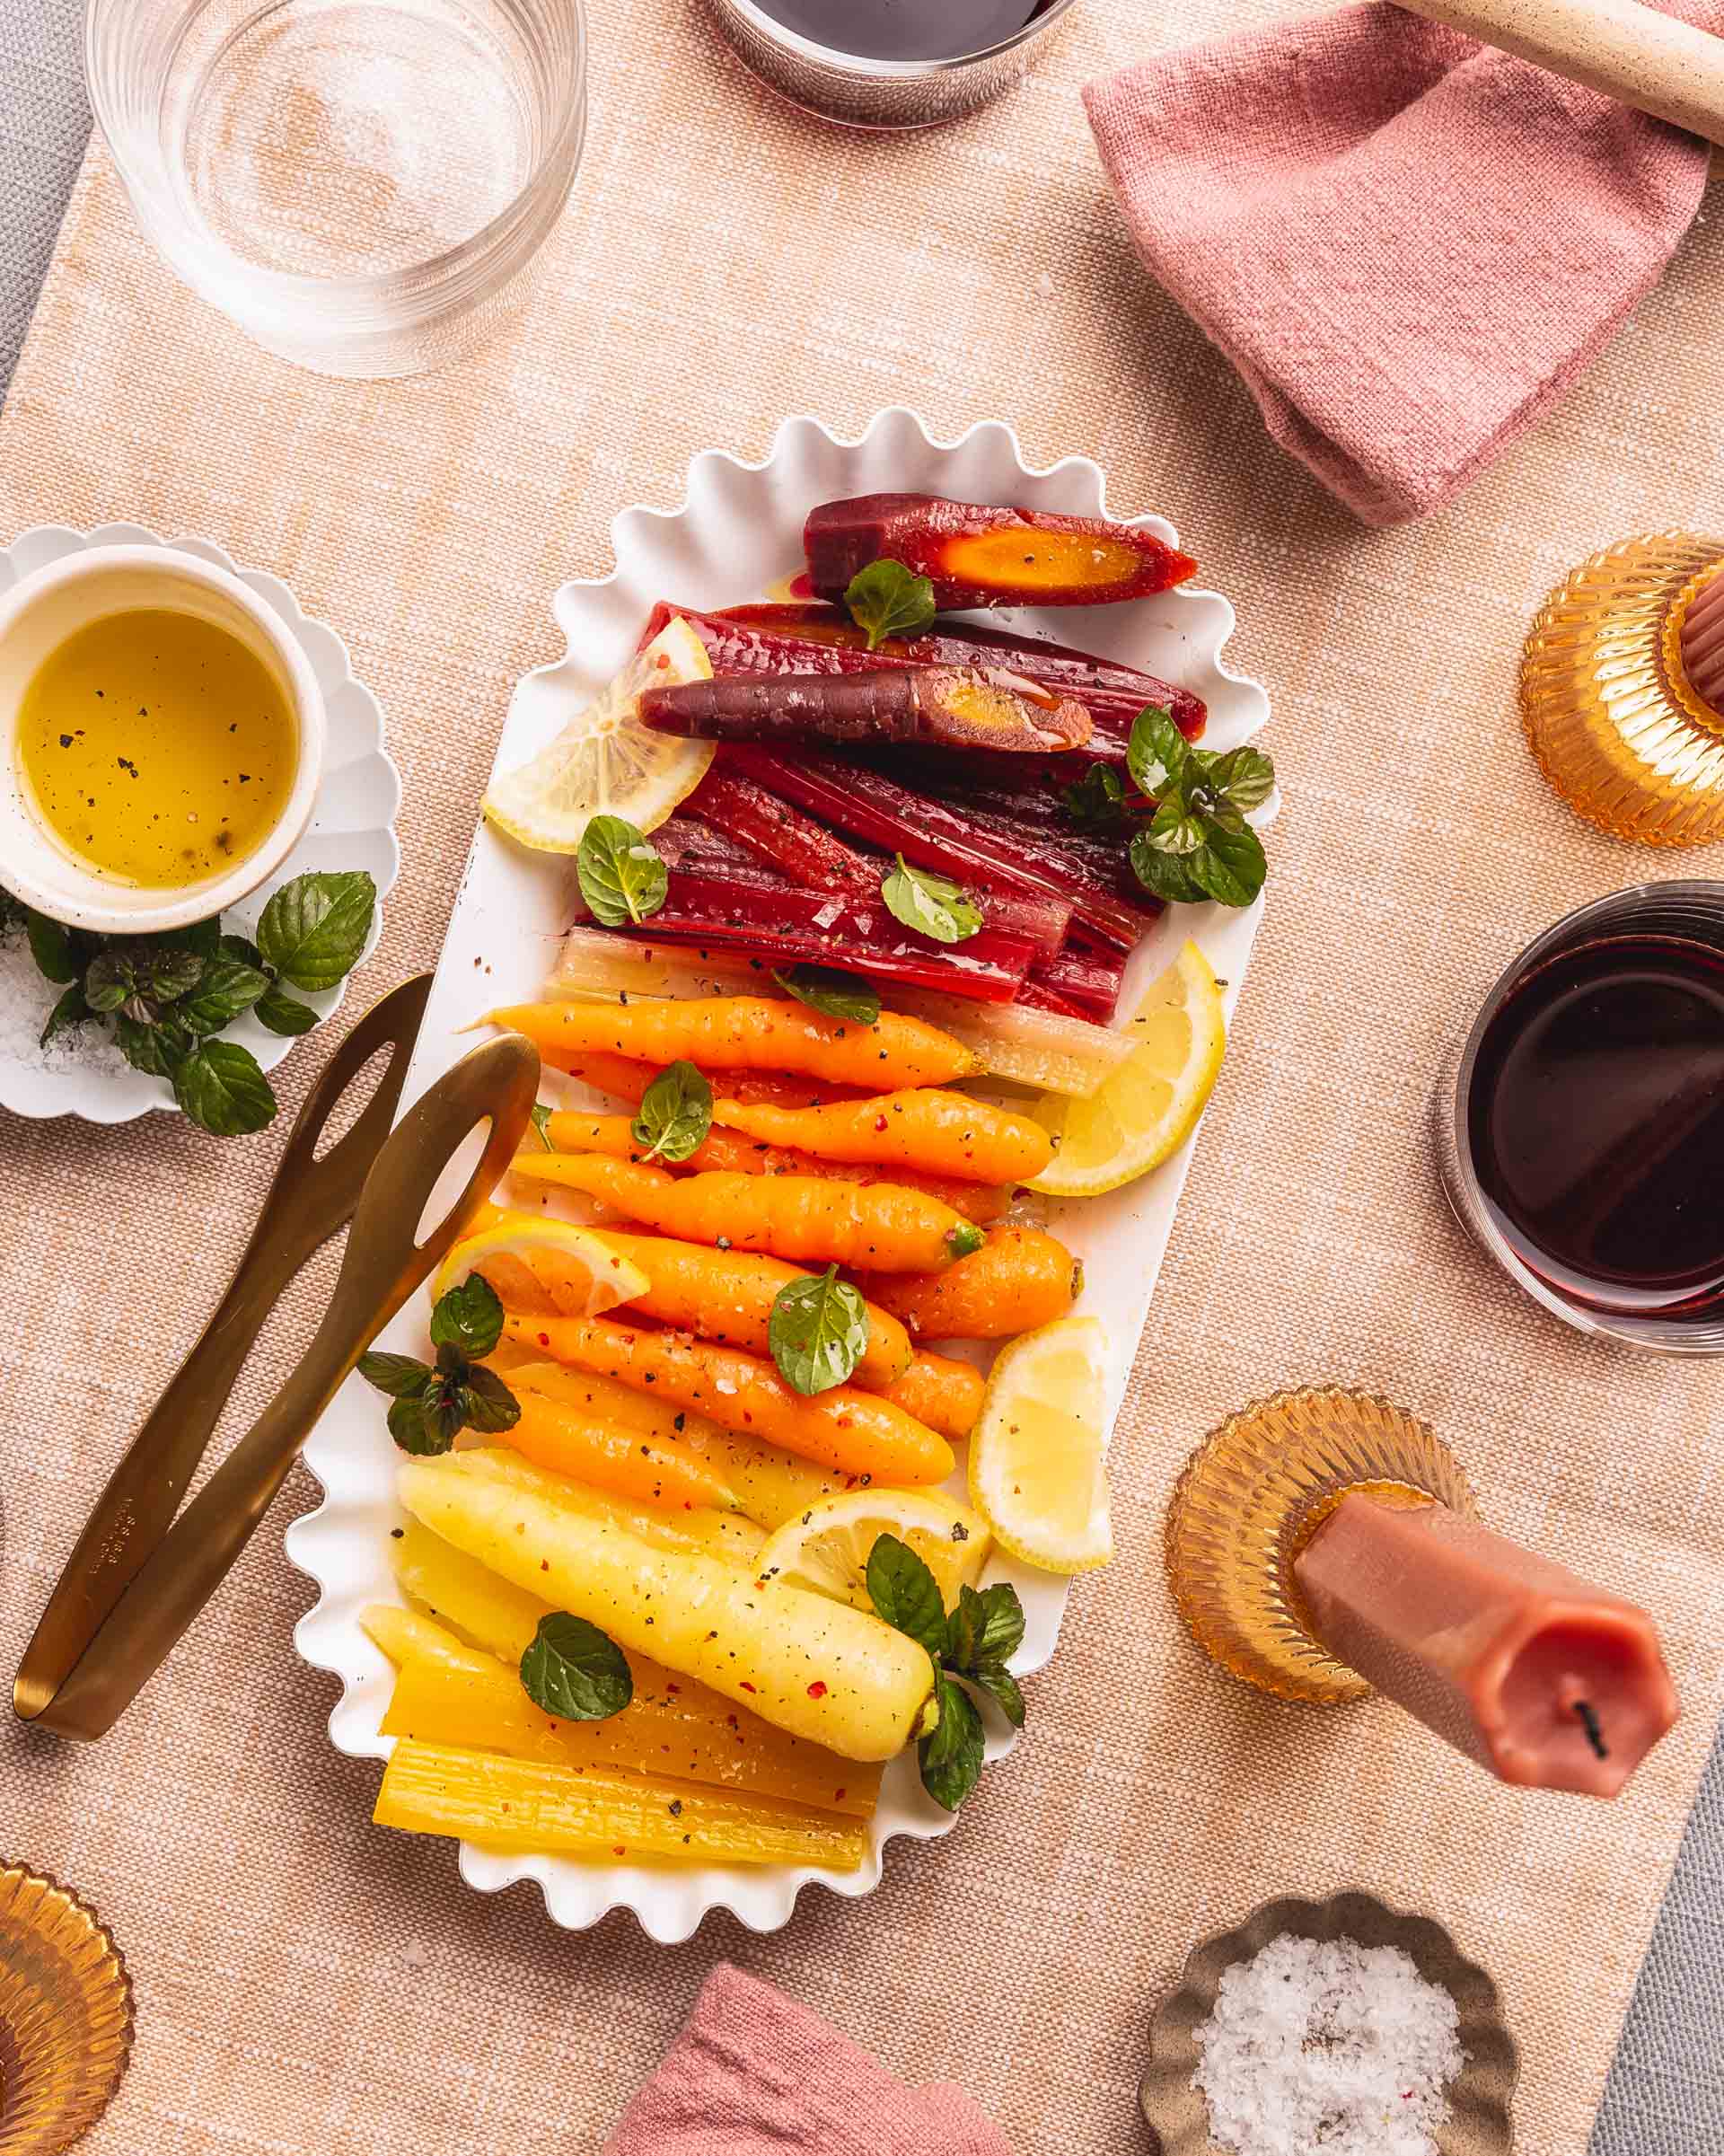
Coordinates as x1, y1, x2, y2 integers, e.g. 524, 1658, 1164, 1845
1520, 531, 1724, 843
1164, 1386, 1476, 1703
0, 1865, 133, 2153
1139, 1889, 1517, 2156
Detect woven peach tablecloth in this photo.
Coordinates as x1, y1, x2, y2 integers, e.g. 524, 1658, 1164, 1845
1, 2, 1721, 2151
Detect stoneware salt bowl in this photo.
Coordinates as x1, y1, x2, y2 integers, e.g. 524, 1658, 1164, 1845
1139, 1889, 1518, 2156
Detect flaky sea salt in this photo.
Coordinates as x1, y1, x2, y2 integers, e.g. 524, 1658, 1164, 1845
1192, 1933, 1464, 2156
0, 929, 129, 1079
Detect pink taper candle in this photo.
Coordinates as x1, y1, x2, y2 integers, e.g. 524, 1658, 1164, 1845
1294, 1495, 1679, 1796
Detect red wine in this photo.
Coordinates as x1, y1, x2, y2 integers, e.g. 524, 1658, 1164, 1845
1468, 933, 1724, 1310
754, 0, 1048, 64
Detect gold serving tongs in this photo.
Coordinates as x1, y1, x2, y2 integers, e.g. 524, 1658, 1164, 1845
13, 986, 540, 1739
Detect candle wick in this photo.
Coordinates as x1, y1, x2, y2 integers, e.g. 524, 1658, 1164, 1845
1574, 1700, 1609, 1760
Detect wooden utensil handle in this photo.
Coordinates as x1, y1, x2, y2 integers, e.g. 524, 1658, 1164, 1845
1398, 0, 1724, 146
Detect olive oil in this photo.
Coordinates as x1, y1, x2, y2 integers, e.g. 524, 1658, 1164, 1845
18, 607, 296, 888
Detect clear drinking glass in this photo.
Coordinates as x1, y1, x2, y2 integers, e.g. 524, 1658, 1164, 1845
1437, 882, 1724, 1353
85, 0, 587, 378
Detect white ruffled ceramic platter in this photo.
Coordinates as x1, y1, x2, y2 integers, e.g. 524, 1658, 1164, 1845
0, 524, 400, 1125
287, 409, 1272, 1941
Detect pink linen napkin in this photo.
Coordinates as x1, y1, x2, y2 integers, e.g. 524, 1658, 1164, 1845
1084, 1, 1724, 525
603, 1965, 1012, 2156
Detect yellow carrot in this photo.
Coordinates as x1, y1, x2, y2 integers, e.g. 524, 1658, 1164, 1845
375, 1740, 870, 1869
712, 1089, 1053, 1185
361, 1602, 495, 1676
391, 1517, 550, 1661
510, 1153, 985, 1272
383, 1654, 879, 1817
499, 1389, 743, 1513
587, 1228, 911, 1387
540, 1112, 1012, 1222
853, 1224, 1083, 1340
398, 1456, 933, 1758
488, 1353, 848, 1527
500, 1311, 955, 1486
882, 1350, 986, 1440
488, 997, 977, 1089
452, 1445, 764, 1565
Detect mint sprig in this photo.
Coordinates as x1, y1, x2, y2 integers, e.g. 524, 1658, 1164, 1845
4, 867, 375, 1133
865, 1534, 1026, 1812
578, 814, 668, 928
880, 854, 982, 945
630, 1059, 712, 1164
520, 1613, 632, 1722
1121, 707, 1272, 910
358, 1272, 521, 1456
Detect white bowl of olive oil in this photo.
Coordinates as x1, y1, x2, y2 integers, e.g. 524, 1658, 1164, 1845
0, 547, 325, 934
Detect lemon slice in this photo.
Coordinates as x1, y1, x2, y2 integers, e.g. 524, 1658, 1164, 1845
756, 1488, 992, 1613
968, 1316, 1111, 1574
434, 1209, 648, 1320
1027, 939, 1226, 1197
482, 615, 715, 852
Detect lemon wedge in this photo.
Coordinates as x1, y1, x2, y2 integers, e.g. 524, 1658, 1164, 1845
434, 1209, 648, 1320
482, 615, 715, 852
968, 1316, 1111, 1574
1027, 939, 1226, 1197
755, 1487, 992, 1613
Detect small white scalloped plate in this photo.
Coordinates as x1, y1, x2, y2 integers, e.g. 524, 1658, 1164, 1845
286, 409, 1272, 1942
0, 524, 400, 1124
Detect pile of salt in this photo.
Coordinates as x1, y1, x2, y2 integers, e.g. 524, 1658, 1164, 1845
1192, 1932, 1463, 2156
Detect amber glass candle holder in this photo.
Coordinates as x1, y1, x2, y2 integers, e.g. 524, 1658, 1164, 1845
1165, 1386, 1477, 1703
1521, 532, 1724, 843
0, 1866, 133, 2153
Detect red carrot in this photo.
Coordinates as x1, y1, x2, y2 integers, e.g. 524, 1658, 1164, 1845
640, 668, 1091, 755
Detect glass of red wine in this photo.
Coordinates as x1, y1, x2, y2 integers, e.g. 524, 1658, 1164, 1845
705, 0, 1078, 128
1439, 883, 1724, 1350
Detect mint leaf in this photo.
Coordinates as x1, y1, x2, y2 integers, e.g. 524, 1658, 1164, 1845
769, 1264, 867, 1396
529, 1102, 557, 1150
458, 1362, 521, 1434
1201, 744, 1275, 813
966, 1661, 1025, 1729
218, 931, 264, 965
948, 1581, 1025, 1671
255, 981, 318, 1035
630, 1059, 713, 1164
84, 944, 205, 1014
1145, 793, 1205, 858
1127, 705, 1190, 797
577, 815, 667, 928
1062, 762, 1126, 832
386, 1388, 452, 1456
1190, 817, 1267, 907
772, 965, 881, 1025
257, 869, 376, 992
172, 1040, 277, 1135
358, 1351, 433, 1399
880, 854, 981, 946
520, 1613, 633, 1721
24, 911, 78, 984
1128, 835, 1209, 905
866, 1533, 949, 1659
843, 558, 936, 651
178, 955, 271, 1034
115, 1015, 193, 1077
40, 982, 90, 1049
429, 1273, 505, 1360
919, 1672, 984, 1812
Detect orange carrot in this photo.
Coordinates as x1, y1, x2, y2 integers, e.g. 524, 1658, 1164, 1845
711, 1088, 1052, 1185
497, 1391, 743, 1512
488, 998, 977, 1089
500, 1311, 954, 1485
589, 1229, 912, 1388
882, 1351, 985, 1440
539, 1112, 1011, 1223
550, 1053, 866, 1110
853, 1225, 1082, 1340
509, 1153, 985, 1272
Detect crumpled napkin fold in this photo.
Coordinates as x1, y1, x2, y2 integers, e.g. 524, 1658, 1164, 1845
1084, 1, 1724, 524
603, 1965, 1013, 2156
